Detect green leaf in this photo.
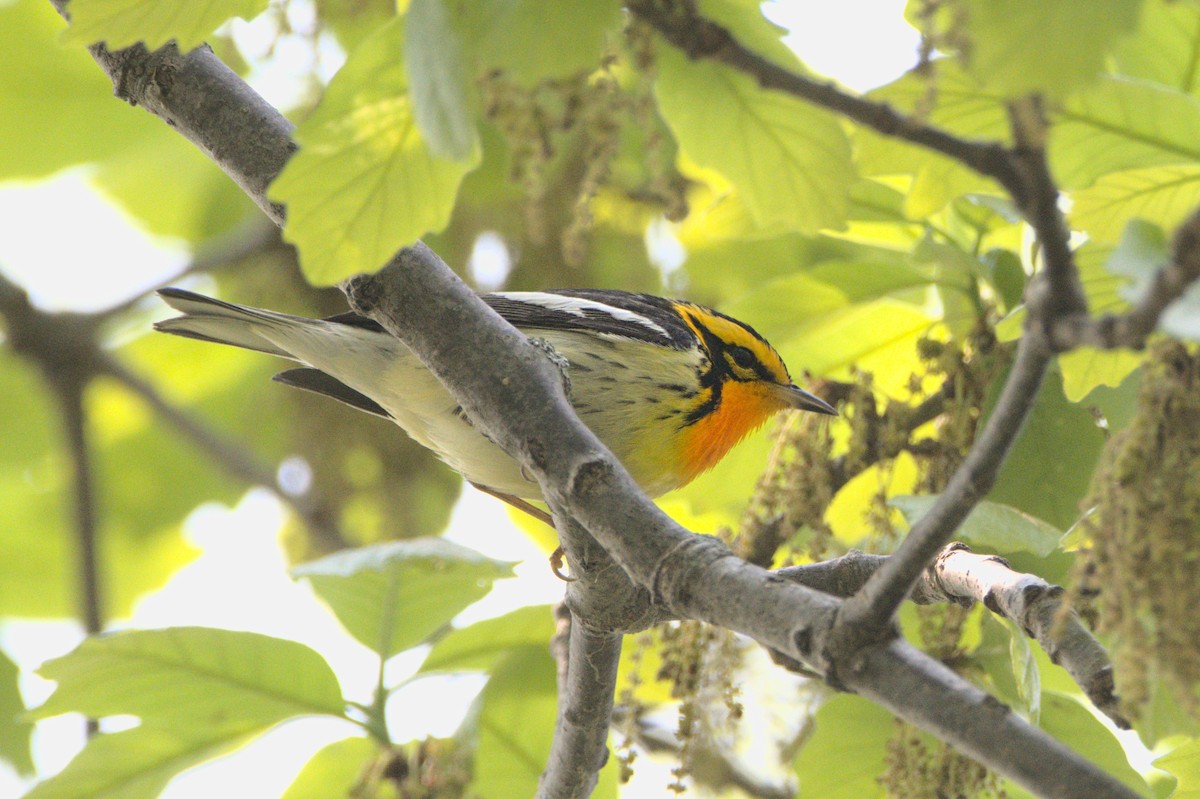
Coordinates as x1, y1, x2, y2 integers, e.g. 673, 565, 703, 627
33, 627, 345, 726
473, 0, 623, 86
23, 721, 261, 799
891, 496, 1065, 557
986, 364, 1106, 530
62, 0, 269, 51
1070, 164, 1200, 244
1058, 348, 1144, 403
281, 736, 378, 799
270, 17, 480, 285
405, 0, 479, 161
1113, 0, 1200, 93
1038, 691, 1150, 795
1052, 77, 1200, 190
777, 302, 934, 395
0, 647, 33, 775
961, 0, 1142, 98
469, 647, 557, 799
656, 48, 854, 235
718, 256, 941, 397
420, 604, 554, 673
292, 538, 514, 659
1004, 617, 1041, 723
856, 65, 1007, 217
1081, 365, 1142, 434
1154, 738, 1200, 799
0, 1, 162, 179
792, 694, 892, 798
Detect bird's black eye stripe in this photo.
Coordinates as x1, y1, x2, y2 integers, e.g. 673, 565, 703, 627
729, 345, 755, 370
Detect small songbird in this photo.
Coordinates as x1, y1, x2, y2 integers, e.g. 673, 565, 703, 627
155, 288, 836, 521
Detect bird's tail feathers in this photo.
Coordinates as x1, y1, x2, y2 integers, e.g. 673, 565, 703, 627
154, 288, 299, 359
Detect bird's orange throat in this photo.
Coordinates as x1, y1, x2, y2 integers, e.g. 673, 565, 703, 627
677, 380, 787, 486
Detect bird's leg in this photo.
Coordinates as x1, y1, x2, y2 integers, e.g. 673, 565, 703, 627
469, 482, 574, 581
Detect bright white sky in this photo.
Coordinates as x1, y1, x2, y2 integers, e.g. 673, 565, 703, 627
0, 2, 919, 796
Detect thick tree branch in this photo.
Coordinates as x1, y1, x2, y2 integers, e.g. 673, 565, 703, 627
48, 0, 292, 225
49, 11, 1142, 798
854, 640, 1128, 798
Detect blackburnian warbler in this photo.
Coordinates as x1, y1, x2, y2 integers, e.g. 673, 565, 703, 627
155, 288, 836, 520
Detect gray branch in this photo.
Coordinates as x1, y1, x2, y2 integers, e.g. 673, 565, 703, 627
47, 7, 1145, 798
1047, 204, 1200, 351
778, 545, 1127, 728
540, 602, 624, 799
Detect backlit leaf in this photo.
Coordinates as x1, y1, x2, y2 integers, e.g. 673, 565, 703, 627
891, 496, 1065, 557
656, 48, 854, 234
474, 0, 622, 86
33, 627, 345, 725
1057, 348, 1143, 403
1070, 164, 1200, 244
270, 17, 479, 285
793, 694, 892, 799
1154, 738, 1200, 799
420, 604, 554, 673
0, 647, 32, 775
0, 1, 160, 179
292, 538, 514, 658
62, 0, 268, 51
1053, 77, 1200, 190
1037, 692, 1149, 795
405, 0, 478, 161
23, 722, 260, 799
281, 736, 378, 799
469, 647, 557, 799
856, 65, 1007, 217
960, 0, 1141, 98
986, 365, 1106, 530
1113, 0, 1200, 93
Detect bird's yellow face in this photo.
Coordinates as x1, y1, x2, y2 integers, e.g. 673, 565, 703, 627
670, 302, 815, 485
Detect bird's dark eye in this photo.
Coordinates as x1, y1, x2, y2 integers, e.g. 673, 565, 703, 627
728, 345, 756, 370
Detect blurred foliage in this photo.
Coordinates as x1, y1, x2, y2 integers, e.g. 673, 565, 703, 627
3, 0, 1200, 796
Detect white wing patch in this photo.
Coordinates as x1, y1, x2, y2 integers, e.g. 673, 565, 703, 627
493, 291, 671, 338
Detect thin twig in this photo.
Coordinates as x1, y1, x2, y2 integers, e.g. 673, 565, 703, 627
1048, 204, 1200, 351
833, 333, 1051, 645
626, 0, 1025, 194
1007, 98, 1088, 322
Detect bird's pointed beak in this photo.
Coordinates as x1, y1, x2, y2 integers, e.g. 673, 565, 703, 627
770, 383, 838, 416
